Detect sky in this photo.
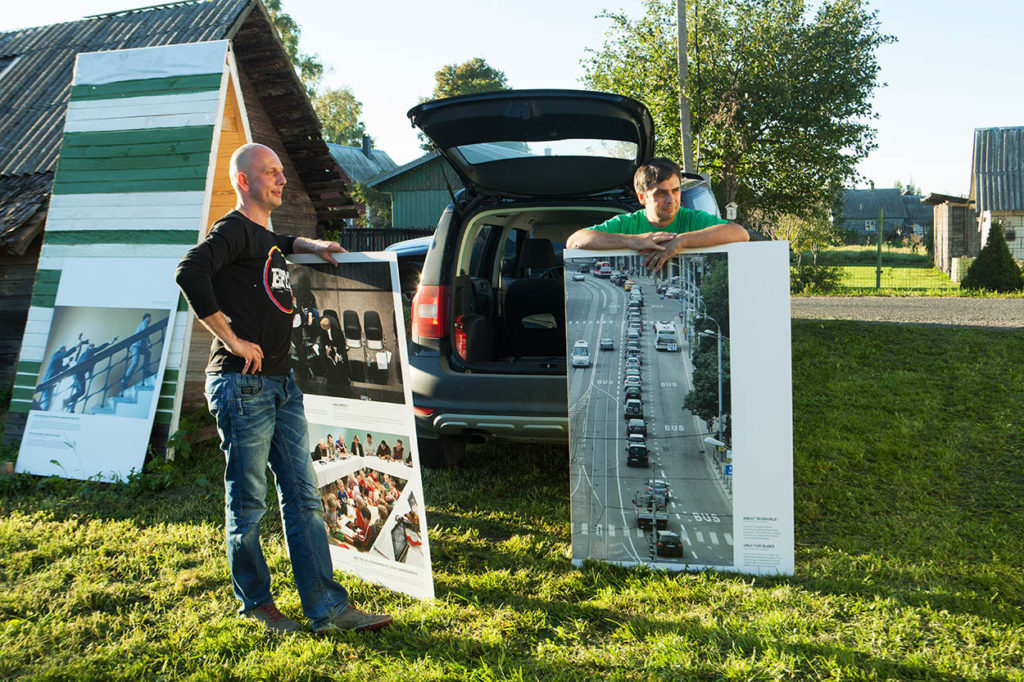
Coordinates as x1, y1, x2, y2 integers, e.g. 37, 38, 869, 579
3, 0, 1023, 196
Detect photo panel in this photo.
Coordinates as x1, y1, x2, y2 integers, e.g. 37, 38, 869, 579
288, 258, 405, 404
289, 252, 434, 599
16, 259, 178, 482
564, 242, 793, 575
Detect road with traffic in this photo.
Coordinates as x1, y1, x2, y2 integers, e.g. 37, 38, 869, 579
566, 263, 734, 567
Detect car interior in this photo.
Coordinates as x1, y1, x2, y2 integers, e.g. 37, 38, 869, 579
448, 206, 622, 372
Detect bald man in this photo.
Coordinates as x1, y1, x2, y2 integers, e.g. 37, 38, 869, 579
176, 143, 391, 635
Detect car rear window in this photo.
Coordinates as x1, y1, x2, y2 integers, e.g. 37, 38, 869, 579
455, 138, 638, 163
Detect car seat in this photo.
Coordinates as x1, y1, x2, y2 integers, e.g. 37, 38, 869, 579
502, 238, 565, 357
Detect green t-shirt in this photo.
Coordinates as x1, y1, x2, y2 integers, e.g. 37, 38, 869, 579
589, 207, 726, 235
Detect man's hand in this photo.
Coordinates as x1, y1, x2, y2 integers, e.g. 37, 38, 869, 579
642, 234, 685, 272
197, 311, 264, 374
629, 231, 676, 253
225, 337, 264, 374
294, 237, 347, 265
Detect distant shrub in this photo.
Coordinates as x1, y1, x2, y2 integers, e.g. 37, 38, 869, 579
960, 221, 1024, 293
791, 264, 845, 294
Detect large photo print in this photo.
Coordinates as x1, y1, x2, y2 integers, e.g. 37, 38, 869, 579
287, 253, 433, 599
564, 242, 793, 575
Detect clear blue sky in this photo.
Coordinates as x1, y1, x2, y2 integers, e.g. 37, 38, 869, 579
4, 0, 1023, 196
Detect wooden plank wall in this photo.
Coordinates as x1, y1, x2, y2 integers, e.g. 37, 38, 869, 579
180, 65, 321, 410
4, 42, 231, 447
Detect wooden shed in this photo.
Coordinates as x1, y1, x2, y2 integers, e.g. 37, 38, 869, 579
0, 0, 355, 443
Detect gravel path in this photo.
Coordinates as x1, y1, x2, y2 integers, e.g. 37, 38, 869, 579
790, 297, 1024, 329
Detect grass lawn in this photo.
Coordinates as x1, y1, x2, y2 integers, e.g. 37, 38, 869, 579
838, 265, 960, 291
1, 321, 1023, 680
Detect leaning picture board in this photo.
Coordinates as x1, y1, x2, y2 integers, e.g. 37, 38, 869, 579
288, 253, 434, 600
12, 40, 251, 480
563, 241, 794, 575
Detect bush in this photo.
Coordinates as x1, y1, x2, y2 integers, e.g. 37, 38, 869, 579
791, 263, 845, 294
960, 221, 1024, 293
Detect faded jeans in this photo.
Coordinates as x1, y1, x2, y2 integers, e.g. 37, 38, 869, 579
205, 371, 349, 627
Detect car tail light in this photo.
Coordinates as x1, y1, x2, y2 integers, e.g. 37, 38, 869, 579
412, 285, 449, 339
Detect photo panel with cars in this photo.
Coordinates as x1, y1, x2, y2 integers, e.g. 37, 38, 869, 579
564, 241, 794, 575
288, 253, 433, 599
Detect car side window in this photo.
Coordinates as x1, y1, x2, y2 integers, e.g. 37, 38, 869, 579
468, 224, 496, 277
500, 228, 527, 278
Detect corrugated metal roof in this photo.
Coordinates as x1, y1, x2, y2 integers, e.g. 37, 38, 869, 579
327, 143, 397, 184
840, 188, 908, 220
972, 126, 1024, 212
0, 0, 355, 249
0, 0, 249, 177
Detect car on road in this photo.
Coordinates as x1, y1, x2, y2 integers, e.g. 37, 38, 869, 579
624, 398, 643, 419
626, 441, 649, 467
624, 376, 642, 391
646, 478, 671, 501
404, 88, 722, 464
625, 356, 641, 372
625, 348, 642, 365
624, 368, 641, 385
665, 287, 681, 299
571, 340, 591, 368
624, 385, 642, 402
571, 272, 585, 282
655, 530, 684, 557
627, 418, 647, 436
599, 337, 614, 351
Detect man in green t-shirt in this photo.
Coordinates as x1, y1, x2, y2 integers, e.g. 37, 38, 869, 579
566, 157, 748, 271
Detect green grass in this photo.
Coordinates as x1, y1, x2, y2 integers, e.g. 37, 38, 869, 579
800, 245, 932, 267
838, 265, 960, 291
2, 321, 1023, 679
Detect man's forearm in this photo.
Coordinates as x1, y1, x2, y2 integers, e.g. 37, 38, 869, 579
674, 222, 749, 249
566, 228, 660, 250
197, 311, 241, 348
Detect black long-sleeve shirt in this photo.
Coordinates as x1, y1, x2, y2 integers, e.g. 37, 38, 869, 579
175, 210, 297, 375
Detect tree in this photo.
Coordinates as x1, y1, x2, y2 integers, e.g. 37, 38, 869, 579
763, 208, 839, 265
349, 182, 392, 228
431, 58, 510, 99
960, 220, 1024, 293
313, 87, 368, 146
582, 0, 894, 225
418, 58, 511, 150
894, 178, 922, 195
265, 0, 323, 96
683, 335, 731, 440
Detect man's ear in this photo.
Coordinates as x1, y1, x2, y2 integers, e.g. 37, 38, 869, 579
236, 171, 249, 192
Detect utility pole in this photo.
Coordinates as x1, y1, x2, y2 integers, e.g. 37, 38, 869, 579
876, 208, 884, 290
677, 0, 696, 173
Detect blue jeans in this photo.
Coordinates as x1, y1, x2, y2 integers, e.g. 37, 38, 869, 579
205, 371, 349, 627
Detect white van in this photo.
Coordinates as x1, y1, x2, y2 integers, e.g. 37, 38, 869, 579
571, 340, 591, 368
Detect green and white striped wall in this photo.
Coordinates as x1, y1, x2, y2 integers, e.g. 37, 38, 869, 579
11, 40, 250, 436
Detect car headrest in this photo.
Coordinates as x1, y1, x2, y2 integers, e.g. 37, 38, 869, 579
518, 238, 557, 270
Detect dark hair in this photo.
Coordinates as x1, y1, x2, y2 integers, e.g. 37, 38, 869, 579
633, 157, 681, 195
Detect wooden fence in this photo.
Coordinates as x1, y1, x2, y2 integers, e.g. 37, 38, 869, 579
327, 227, 434, 252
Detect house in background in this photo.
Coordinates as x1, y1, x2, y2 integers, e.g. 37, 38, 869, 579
836, 187, 933, 243
970, 126, 1024, 260
327, 136, 397, 226
922, 192, 977, 278
368, 144, 534, 229
0, 0, 354, 422
368, 151, 464, 229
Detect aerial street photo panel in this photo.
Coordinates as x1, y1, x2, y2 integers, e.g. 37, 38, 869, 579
564, 241, 794, 575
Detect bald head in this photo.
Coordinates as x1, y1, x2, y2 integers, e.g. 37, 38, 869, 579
229, 143, 275, 192
228, 143, 286, 224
